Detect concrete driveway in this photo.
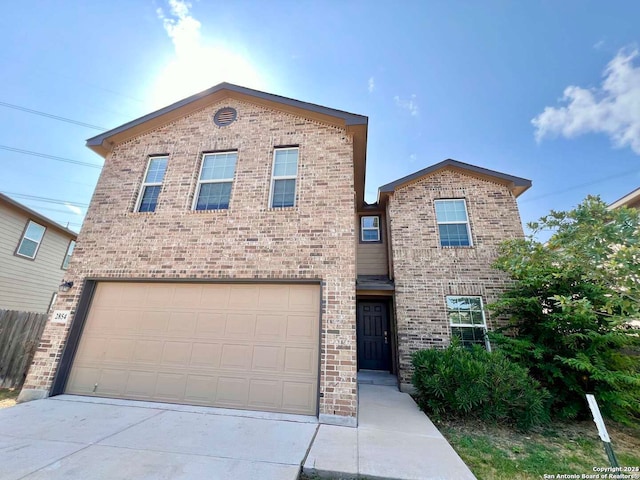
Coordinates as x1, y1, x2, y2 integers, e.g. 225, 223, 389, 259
0, 395, 318, 480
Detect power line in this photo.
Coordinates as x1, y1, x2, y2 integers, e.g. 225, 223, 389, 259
25, 205, 86, 215
1, 191, 89, 207
521, 167, 640, 203
0, 101, 108, 131
0, 145, 103, 169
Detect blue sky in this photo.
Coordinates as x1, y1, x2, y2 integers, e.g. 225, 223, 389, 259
1, 1, 639, 236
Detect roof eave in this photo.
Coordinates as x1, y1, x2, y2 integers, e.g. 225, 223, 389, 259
377, 159, 532, 199
86, 82, 368, 158
0, 193, 79, 238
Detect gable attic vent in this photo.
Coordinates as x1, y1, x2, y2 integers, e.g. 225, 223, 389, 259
213, 107, 237, 127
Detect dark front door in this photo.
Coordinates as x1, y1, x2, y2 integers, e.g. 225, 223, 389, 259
357, 301, 390, 370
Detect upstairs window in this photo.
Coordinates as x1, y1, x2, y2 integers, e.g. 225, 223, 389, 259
435, 199, 472, 247
361, 216, 381, 242
16, 220, 46, 259
270, 148, 298, 208
447, 296, 490, 350
136, 156, 168, 212
62, 240, 75, 270
194, 152, 237, 210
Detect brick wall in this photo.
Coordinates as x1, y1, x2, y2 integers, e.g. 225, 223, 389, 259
21, 98, 358, 419
387, 169, 525, 387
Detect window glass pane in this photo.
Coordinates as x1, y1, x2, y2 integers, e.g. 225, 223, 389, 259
362, 229, 380, 241
439, 224, 470, 247
25, 221, 45, 241
435, 200, 468, 222
145, 157, 168, 183
62, 241, 75, 270
451, 326, 487, 349
18, 238, 38, 257
271, 178, 296, 208
139, 185, 161, 212
200, 153, 237, 181
274, 149, 298, 177
362, 216, 379, 228
196, 182, 232, 210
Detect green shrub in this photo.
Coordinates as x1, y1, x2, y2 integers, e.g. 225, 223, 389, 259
411, 342, 550, 431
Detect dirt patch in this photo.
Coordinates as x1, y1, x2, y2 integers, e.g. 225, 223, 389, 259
0, 389, 19, 409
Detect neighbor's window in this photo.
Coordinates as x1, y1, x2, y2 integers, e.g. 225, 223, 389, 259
447, 296, 490, 350
361, 216, 381, 242
16, 220, 46, 259
194, 151, 237, 210
62, 240, 75, 270
136, 156, 168, 212
270, 147, 298, 208
435, 199, 472, 247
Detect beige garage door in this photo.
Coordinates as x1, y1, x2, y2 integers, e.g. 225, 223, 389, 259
66, 282, 320, 415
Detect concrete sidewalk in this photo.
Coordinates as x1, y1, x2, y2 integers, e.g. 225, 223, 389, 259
304, 384, 476, 479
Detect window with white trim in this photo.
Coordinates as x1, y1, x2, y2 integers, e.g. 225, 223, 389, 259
62, 240, 75, 270
16, 220, 46, 259
361, 216, 381, 242
136, 156, 168, 212
435, 199, 472, 247
270, 148, 298, 208
193, 151, 237, 210
447, 296, 490, 350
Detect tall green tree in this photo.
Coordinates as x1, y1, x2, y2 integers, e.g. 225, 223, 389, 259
489, 196, 640, 423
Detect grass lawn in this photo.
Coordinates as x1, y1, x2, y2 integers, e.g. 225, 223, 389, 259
438, 418, 640, 480
0, 388, 19, 409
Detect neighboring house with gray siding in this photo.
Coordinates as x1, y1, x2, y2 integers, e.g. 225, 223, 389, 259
19, 83, 530, 425
0, 193, 77, 313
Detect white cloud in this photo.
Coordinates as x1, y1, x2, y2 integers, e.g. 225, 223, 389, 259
64, 203, 83, 215
532, 48, 640, 154
368, 77, 375, 93
409, 153, 417, 162
593, 39, 605, 50
153, 0, 264, 107
394, 94, 419, 117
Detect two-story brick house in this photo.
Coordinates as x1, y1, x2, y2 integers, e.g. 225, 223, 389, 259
19, 83, 530, 426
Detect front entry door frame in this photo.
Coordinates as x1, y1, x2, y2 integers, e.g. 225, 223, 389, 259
357, 299, 391, 371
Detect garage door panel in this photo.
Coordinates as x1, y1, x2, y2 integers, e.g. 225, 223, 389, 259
76, 337, 106, 363
185, 375, 217, 403
168, 312, 197, 337
284, 347, 316, 375
282, 382, 315, 413
104, 339, 135, 363
161, 342, 192, 366
189, 342, 221, 368
287, 314, 317, 341
146, 284, 176, 307
220, 344, 252, 369
67, 282, 319, 415
120, 284, 145, 307
258, 286, 289, 311
216, 377, 249, 406
228, 286, 259, 308
125, 370, 156, 397
199, 285, 231, 308
155, 373, 187, 400
140, 311, 170, 334
98, 369, 129, 395
195, 312, 226, 337
225, 313, 255, 337
67, 367, 100, 394
133, 340, 163, 364
252, 345, 283, 372
248, 379, 282, 409
255, 314, 286, 339
289, 286, 320, 311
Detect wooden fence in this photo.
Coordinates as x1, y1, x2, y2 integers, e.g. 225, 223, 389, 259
0, 309, 48, 389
